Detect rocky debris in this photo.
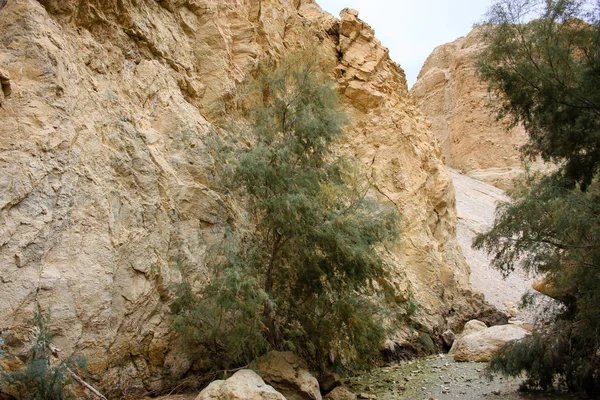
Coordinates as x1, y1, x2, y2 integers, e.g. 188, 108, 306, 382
345, 356, 529, 399
324, 387, 357, 400
508, 318, 524, 326
195, 370, 285, 400
450, 324, 530, 362
0, 0, 487, 392
411, 28, 548, 189
357, 394, 376, 400
503, 302, 519, 318
251, 351, 321, 400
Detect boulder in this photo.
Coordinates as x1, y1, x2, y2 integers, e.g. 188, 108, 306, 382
318, 371, 341, 394
461, 320, 487, 337
450, 324, 530, 362
251, 351, 321, 400
441, 330, 456, 347
532, 274, 559, 299
195, 369, 285, 400
504, 302, 519, 318
324, 387, 357, 400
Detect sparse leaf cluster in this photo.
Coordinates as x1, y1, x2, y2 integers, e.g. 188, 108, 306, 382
1, 312, 89, 400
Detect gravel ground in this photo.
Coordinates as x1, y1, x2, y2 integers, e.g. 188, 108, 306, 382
346, 355, 581, 400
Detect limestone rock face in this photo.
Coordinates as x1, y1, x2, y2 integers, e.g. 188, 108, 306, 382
450, 324, 530, 362
411, 28, 542, 189
0, 0, 484, 393
334, 9, 485, 336
196, 370, 286, 400
335, 8, 407, 110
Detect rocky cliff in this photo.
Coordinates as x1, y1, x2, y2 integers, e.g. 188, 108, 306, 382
0, 0, 485, 394
411, 28, 542, 189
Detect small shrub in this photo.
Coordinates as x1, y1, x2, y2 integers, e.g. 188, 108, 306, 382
416, 333, 436, 356
1, 312, 86, 400
486, 322, 600, 395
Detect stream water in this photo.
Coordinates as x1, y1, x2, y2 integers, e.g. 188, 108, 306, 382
344, 355, 582, 400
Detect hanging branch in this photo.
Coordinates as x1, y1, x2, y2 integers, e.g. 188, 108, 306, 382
48, 344, 108, 400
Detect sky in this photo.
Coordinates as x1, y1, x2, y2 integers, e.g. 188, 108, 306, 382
317, 0, 495, 88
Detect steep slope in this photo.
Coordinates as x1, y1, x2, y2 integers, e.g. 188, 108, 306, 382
411, 28, 544, 189
450, 169, 532, 311
0, 1, 485, 393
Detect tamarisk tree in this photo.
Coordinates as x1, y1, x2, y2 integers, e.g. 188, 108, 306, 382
172, 53, 399, 371
475, 0, 600, 394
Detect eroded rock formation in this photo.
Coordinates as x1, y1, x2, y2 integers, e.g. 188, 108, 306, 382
0, 0, 485, 393
411, 28, 541, 189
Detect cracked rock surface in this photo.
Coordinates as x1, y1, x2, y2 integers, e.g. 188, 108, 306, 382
1, 0, 487, 393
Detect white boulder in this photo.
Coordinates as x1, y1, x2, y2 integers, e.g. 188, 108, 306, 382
196, 369, 286, 400
450, 324, 530, 362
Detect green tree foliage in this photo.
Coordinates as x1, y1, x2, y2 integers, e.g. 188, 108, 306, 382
477, 175, 600, 392
1, 312, 85, 400
172, 53, 399, 372
478, 0, 600, 189
475, 0, 600, 394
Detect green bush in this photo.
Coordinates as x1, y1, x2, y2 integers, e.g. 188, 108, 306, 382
487, 322, 600, 393
477, 173, 600, 394
1, 312, 86, 400
172, 52, 399, 372
476, 0, 600, 394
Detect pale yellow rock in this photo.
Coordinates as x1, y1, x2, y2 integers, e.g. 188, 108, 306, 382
450, 324, 530, 362
0, 67, 11, 104
252, 351, 321, 400
411, 27, 547, 189
324, 387, 357, 400
333, 8, 486, 336
196, 370, 286, 400
0, 0, 487, 393
460, 320, 487, 337
532, 273, 558, 298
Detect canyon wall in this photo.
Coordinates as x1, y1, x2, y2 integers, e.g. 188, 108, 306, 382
0, 0, 484, 394
411, 28, 537, 189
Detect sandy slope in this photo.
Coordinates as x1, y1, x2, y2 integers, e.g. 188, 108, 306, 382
449, 168, 534, 314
